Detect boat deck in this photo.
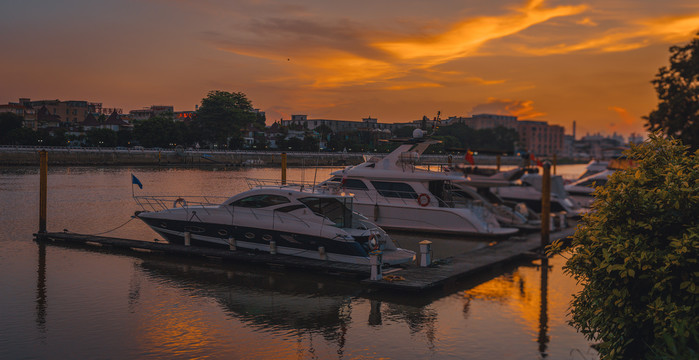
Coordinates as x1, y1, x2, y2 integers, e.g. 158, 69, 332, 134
34, 224, 576, 292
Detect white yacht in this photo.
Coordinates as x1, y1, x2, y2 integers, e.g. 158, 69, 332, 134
565, 169, 613, 196
134, 183, 415, 266
576, 159, 610, 179
320, 134, 519, 237
487, 172, 587, 217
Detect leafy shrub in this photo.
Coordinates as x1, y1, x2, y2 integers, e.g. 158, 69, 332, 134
549, 134, 699, 359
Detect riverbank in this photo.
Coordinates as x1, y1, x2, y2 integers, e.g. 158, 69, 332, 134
0, 146, 538, 167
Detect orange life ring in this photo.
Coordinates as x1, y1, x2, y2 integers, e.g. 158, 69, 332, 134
417, 193, 430, 207
173, 197, 187, 208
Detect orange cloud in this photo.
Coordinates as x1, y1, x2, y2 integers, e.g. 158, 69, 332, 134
608, 106, 636, 125
516, 13, 699, 55
209, 0, 586, 89
470, 97, 546, 119
576, 17, 598, 26
373, 0, 587, 65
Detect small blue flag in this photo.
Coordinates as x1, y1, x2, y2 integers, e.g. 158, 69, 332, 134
131, 174, 143, 189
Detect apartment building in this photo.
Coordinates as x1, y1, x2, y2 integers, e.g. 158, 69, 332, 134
281, 114, 412, 133
517, 120, 564, 156
25, 99, 90, 124
0, 101, 37, 130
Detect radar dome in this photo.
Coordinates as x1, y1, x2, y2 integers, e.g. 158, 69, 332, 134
412, 129, 424, 138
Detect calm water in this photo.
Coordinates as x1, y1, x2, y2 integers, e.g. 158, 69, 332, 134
0, 165, 598, 359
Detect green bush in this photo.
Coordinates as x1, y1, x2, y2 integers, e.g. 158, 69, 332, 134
549, 134, 699, 359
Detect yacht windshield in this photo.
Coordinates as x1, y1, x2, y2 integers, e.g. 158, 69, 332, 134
299, 197, 353, 228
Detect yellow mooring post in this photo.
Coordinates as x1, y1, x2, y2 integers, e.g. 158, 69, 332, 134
496, 154, 501, 172
281, 152, 287, 185
553, 153, 557, 175
541, 161, 551, 252
39, 150, 48, 233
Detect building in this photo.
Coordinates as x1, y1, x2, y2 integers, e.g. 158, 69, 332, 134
175, 111, 196, 122
103, 110, 132, 132
129, 105, 175, 121
24, 99, 90, 124
80, 110, 132, 132
444, 114, 517, 130
0, 101, 37, 130
517, 120, 565, 156
469, 114, 518, 130
281, 114, 413, 133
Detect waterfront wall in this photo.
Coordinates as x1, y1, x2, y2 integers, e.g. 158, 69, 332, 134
0, 146, 526, 167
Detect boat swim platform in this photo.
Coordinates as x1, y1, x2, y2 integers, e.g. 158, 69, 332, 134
33, 224, 576, 292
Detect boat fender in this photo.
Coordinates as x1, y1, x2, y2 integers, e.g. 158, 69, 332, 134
173, 197, 187, 208
417, 193, 430, 207
368, 234, 379, 251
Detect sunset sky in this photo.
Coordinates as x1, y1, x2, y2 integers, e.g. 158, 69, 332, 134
2, 0, 699, 137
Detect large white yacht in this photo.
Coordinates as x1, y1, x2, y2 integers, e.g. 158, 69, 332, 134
319, 133, 520, 237
134, 183, 415, 266
472, 167, 587, 217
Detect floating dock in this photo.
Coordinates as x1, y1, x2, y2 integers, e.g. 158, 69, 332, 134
34, 224, 575, 292
362, 225, 576, 291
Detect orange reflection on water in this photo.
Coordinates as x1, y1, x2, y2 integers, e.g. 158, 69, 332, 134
461, 258, 573, 339
134, 294, 305, 359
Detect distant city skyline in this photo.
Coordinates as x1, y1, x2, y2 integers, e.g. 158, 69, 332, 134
2, 0, 698, 138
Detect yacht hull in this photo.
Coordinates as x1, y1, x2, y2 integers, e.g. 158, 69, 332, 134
137, 214, 413, 265
353, 203, 518, 237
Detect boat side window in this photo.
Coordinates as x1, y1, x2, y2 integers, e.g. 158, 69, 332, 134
325, 177, 368, 190
343, 179, 368, 190
298, 197, 352, 227
477, 188, 503, 204
275, 204, 306, 212
579, 179, 606, 188
230, 194, 290, 208
370, 181, 417, 199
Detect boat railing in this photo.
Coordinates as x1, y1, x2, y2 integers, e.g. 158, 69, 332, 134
348, 188, 488, 213
233, 206, 314, 230
134, 195, 228, 214
245, 178, 342, 193
135, 195, 315, 229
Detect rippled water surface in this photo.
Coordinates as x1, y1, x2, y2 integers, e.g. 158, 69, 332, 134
0, 165, 598, 359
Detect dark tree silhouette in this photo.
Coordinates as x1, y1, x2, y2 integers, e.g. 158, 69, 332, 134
645, 33, 699, 150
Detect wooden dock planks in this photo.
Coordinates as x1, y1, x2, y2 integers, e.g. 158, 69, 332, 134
361, 225, 577, 291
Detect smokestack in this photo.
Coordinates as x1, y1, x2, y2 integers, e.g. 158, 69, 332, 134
573, 120, 576, 140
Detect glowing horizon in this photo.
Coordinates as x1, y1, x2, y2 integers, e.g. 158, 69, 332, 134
2, 0, 698, 138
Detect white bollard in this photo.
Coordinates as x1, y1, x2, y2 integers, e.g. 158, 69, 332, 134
318, 246, 327, 260
559, 212, 567, 229
228, 237, 236, 251
184, 231, 191, 246
370, 251, 383, 281
269, 241, 277, 255
549, 214, 556, 231
419, 240, 432, 267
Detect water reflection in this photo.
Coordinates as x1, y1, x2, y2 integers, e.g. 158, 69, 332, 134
35, 242, 47, 334
138, 259, 358, 344
539, 257, 550, 358
135, 256, 450, 355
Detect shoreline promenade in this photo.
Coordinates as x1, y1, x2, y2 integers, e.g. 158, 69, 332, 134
0, 146, 533, 167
